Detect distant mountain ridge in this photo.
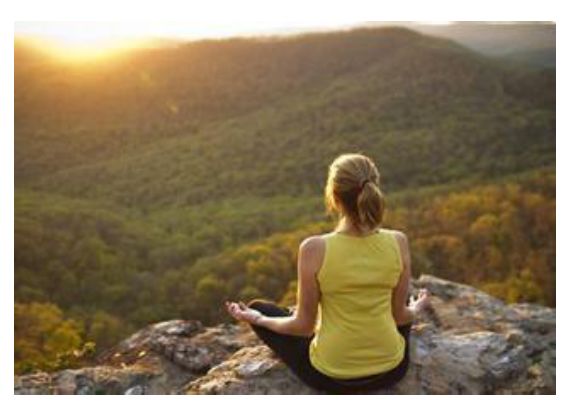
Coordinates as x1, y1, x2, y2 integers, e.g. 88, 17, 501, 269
16, 26, 555, 206
354, 22, 555, 68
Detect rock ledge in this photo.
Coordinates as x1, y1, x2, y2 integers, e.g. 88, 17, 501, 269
15, 275, 555, 395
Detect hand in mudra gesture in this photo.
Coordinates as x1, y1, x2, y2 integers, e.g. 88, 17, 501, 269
409, 288, 430, 313
225, 300, 263, 324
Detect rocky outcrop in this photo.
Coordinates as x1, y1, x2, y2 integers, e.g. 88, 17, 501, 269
14, 275, 556, 395
15, 320, 260, 394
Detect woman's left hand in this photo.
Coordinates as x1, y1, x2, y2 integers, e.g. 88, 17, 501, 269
225, 301, 263, 324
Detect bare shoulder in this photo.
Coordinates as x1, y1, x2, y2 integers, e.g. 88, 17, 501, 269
383, 228, 408, 245
299, 235, 326, 269
386, 228, 411, 267
299, 234, 326, 254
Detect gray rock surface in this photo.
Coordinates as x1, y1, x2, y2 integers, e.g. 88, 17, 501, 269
15, 319, 258, 394
15, 275, 555, 395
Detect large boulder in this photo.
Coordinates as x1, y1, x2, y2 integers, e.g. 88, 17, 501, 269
15, 275, 555, 395
185, 276, 555, 394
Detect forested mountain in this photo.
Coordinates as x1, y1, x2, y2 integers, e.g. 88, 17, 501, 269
14, 26, 555, 373
16, 27, 554, 198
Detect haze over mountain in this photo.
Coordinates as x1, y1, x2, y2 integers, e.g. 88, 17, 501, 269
395, 22, 555, 67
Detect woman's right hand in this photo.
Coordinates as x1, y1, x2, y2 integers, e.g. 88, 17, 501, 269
225, 301, 264, 324
409, 288, 430, 313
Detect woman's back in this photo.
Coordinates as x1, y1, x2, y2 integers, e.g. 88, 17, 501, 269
309, 227, 405, 379
227, 153, 429, 393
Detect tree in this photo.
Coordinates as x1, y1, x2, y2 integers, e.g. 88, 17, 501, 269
15, 302, 85, 374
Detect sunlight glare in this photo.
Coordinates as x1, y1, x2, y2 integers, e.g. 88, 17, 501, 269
23, 36, 149, 63
16, 22, 160, 63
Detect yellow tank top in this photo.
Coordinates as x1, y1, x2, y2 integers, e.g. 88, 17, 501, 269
309, 228, 405, 379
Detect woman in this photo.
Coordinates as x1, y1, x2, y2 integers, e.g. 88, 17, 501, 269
225, 153, 430, 394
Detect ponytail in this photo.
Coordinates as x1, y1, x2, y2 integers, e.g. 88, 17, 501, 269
356, 181, 385, 231
325, 153, 385, 232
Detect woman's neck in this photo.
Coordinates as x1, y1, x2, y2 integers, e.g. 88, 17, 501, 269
335, 217, 378, 237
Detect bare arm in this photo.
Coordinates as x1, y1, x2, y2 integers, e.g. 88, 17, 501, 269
255, 236, 322, 336
226, 236, 323, 336
392, 231, 417, 325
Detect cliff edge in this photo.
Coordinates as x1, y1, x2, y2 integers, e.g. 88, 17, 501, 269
15, 275, 556, 395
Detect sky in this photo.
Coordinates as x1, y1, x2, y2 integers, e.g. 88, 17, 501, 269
14, 21, 456, 48
15, 21, 369, 44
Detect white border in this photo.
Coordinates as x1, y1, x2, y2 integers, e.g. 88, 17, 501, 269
1, 0, 564, 404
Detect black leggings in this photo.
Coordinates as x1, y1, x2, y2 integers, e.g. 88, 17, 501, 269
247, 299, 412, 394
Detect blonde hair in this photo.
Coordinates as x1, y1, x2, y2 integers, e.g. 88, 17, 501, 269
325, 153, 385, 232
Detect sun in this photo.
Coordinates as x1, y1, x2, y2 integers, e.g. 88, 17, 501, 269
16, 23, 153, 63
20, 36, 146, 63
47, 42, 137, 62
41, 38, 148, 63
